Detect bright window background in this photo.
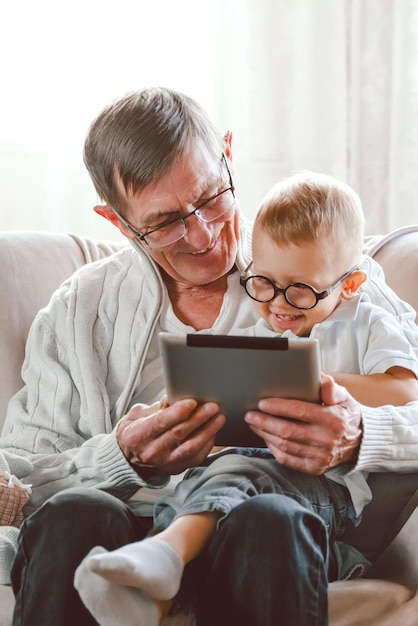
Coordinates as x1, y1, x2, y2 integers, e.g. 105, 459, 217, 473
0, 0, 223, 239
1, 0, 418, 240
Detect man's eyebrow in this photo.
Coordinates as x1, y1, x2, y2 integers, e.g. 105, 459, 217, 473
139, 208, 182, 228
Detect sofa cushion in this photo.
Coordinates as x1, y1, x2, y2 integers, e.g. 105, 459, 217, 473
0, 231, 127, 425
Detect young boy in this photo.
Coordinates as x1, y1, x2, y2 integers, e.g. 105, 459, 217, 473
75, 171, 418, 625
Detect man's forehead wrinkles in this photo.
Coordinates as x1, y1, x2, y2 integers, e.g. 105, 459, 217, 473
130, 169, 222, 225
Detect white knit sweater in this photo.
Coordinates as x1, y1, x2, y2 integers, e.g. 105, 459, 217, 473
0, 218, 253, 514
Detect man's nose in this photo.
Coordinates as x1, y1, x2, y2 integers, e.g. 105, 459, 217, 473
182, 213, 213, 248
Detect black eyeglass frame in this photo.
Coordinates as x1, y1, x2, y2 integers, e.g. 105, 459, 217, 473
111, 153, 235, 249
240, 264, 359, 310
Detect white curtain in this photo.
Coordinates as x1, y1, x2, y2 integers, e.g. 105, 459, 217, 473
1, 0, 418, 239
217, 0, 418, 235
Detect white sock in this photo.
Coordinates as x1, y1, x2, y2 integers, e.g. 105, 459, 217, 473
74, 546, 158, 626
85, 537, 184, 601
0, 526, 19, 585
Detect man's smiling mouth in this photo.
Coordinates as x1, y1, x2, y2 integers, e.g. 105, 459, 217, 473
192, 242, 216, 255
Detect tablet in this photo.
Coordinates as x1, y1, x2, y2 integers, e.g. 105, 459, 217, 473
159, 332, 321, 447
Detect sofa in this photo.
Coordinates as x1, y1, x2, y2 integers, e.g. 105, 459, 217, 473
0, 227, 417, 625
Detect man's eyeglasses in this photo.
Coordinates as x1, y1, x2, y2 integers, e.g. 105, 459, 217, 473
240, 264, 359, 310
112, 153, 235, 249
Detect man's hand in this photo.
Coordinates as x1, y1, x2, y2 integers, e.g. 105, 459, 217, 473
117, 398, 225, 476
244, 374, 363, 475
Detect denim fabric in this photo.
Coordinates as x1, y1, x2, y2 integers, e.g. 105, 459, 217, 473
153, 450, 352, 626
11, 488, 151, 626
11, 454, 351, 626
154, 449, 352, 543
11, 464, 411, 626
189, 494, 332, 626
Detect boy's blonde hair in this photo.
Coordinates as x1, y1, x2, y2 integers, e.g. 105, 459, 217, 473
255, 171, 365, 261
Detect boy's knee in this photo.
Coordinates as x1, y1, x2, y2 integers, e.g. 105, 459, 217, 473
224, 493, 326, 546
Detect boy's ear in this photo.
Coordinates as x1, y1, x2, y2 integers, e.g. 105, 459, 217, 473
341, 270, 368, 299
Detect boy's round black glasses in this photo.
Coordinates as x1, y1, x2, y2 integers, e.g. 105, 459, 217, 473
240, 264, 359, 310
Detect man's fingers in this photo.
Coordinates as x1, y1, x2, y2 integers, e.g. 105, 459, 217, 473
118, 399, 225, 475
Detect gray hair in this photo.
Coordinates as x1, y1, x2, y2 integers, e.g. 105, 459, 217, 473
84, 87, 224, 214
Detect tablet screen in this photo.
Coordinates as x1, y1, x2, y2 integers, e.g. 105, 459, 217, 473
159, 332, 321, 447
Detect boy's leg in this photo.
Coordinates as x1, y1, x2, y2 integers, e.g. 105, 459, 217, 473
11, 487, 151, 626
82, 511, 220, 598
170, 454, 350, 626
155, 452, 350, 543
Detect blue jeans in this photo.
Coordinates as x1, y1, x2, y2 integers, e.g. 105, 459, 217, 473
11, 460, 348, 626
12, 465, 413, 626
11, 489, 151, 626
154, 449, 351, 540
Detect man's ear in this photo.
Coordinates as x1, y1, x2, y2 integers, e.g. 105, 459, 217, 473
223, 130, 233, 162
94, 205, 118, 225
94, 205, 134, 238
341, 270, 368, 299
